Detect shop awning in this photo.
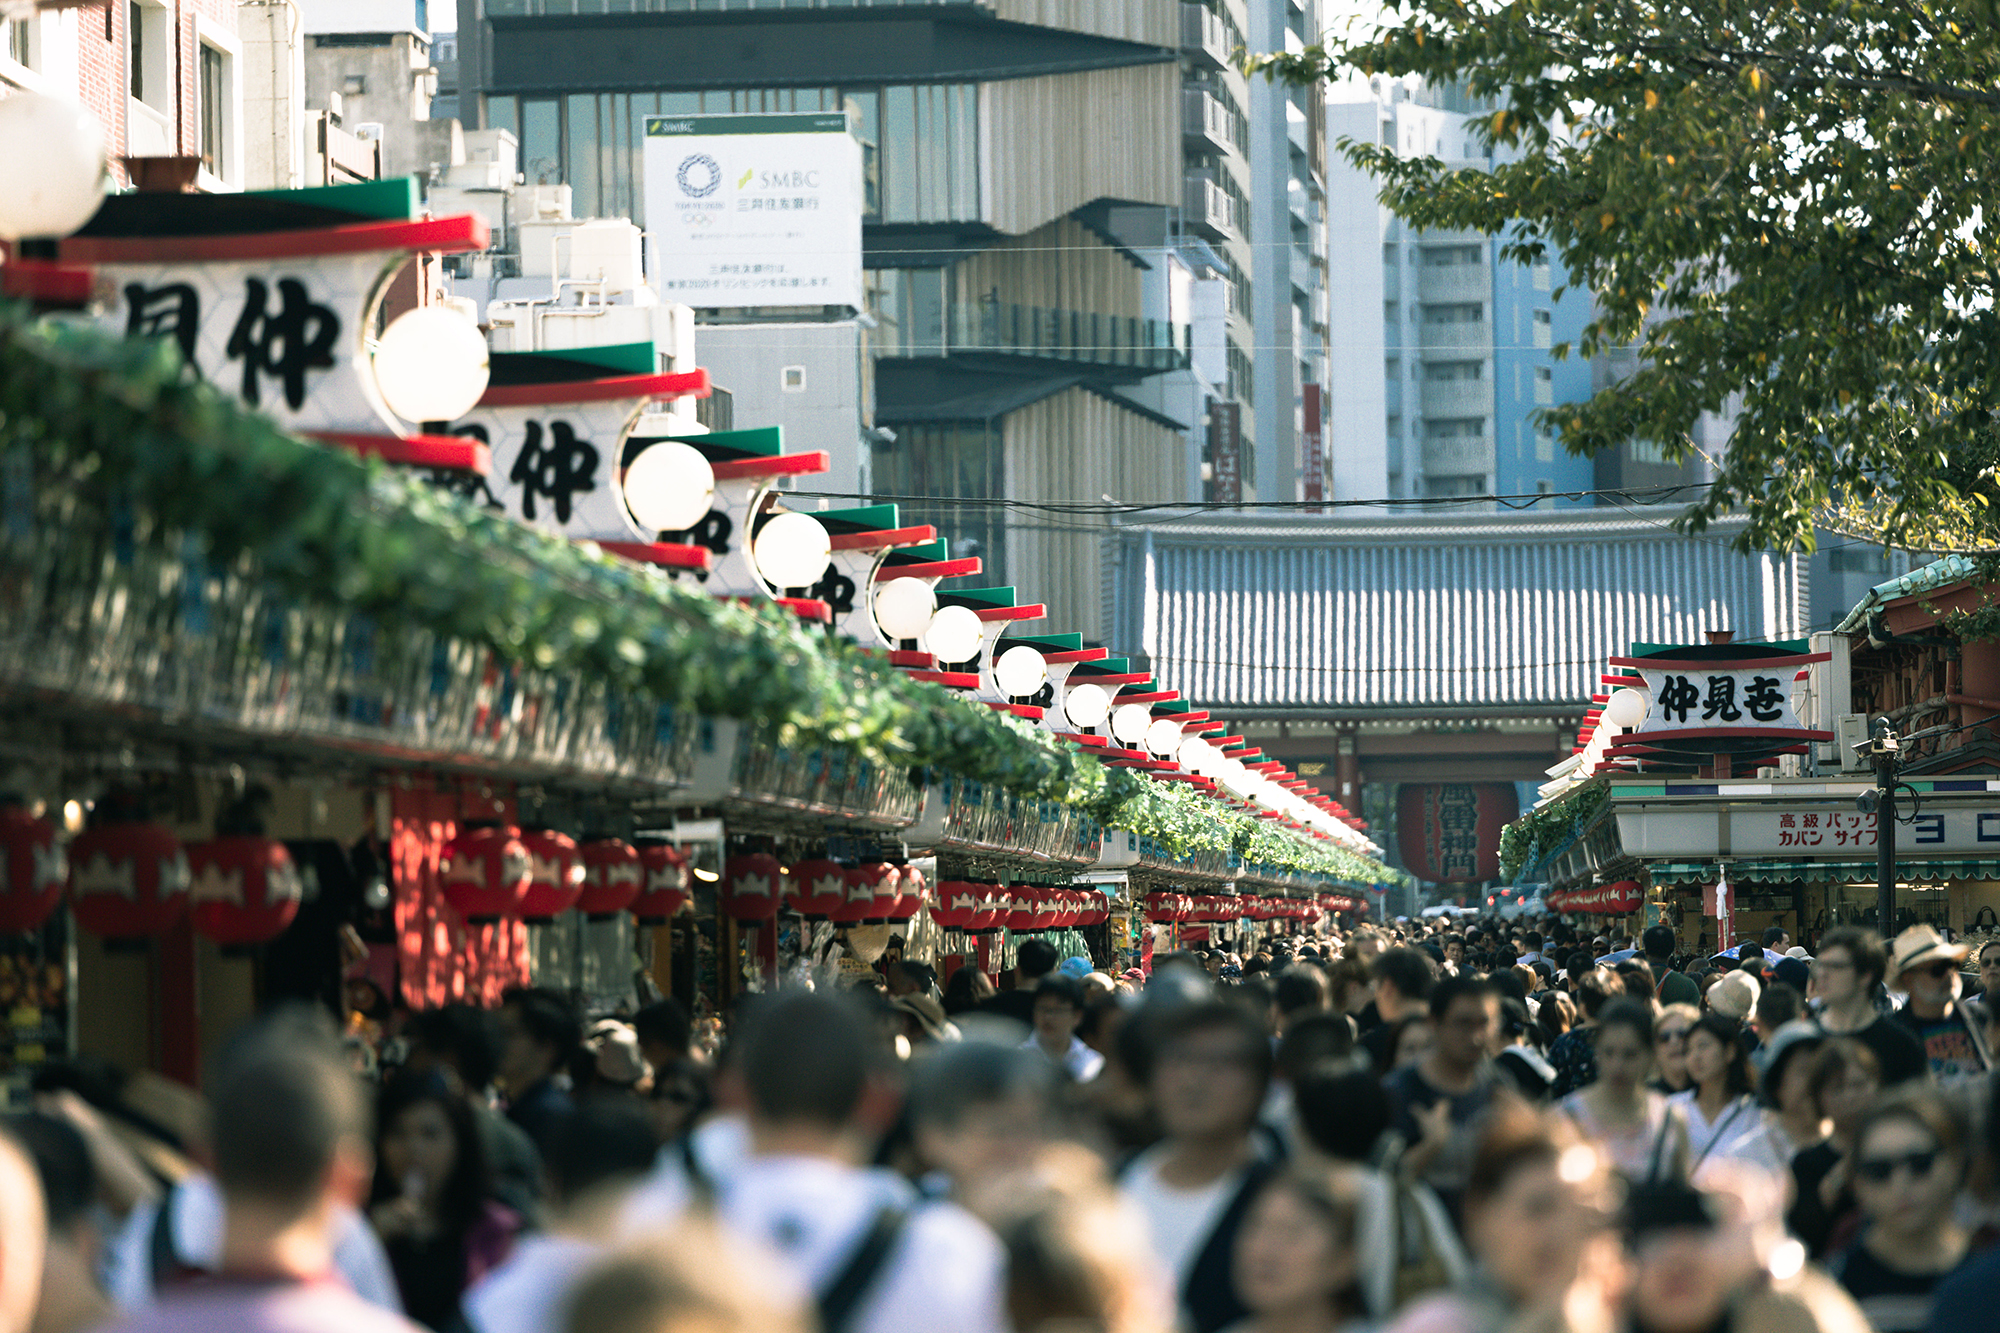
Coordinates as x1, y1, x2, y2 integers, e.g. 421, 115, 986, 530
1648, 859, 2000, 886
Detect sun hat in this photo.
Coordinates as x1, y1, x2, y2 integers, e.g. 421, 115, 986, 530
1888, 923, 1969, 981
1706, 969, 1761, 1021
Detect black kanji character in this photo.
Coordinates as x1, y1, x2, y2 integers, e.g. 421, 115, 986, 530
664, 509, 732, 557
509, 420, 598, 523
124, 282, 201, 370
424, 426, 504, 510
1657, 673, 1701, 723
1702, 675, 1743, 722
810, 566, 857, 615
225, 277, 339, 410
1744, 675, 1786, 722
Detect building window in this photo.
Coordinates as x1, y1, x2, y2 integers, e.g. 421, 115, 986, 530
1424, 360, 1482, 381
5, 17, 33, 71
781, 365, 807, 393
1422, 244, 1481, 266
1421, 303, 1483, 324
1532, 307, 1553, 348
1535, 479, 1555, 495
1425, 474, 1486, 497
1532, 262, 1552, 291
130, 2, 172, 112
199, 43, 227, 177
1535, 425, 1556, 462
1426, 417, 1484, 439
1384, 357, 1400, 380
1534, 365, 1553, 404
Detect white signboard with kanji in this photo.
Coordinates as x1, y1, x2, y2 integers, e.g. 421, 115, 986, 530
643, 113, 864, 311
1634, 665, 1803, 734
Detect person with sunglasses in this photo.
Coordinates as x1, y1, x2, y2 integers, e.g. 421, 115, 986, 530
1829, 1087, 1973, 1333
1648, 1003, 1701, 1096
1886, 925, 1992, 1091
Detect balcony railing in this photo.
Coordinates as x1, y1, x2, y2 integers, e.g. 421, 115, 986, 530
948, 301, 1190, 373
1182, 87, 1237, 154
1180, 3, 1229, 69
1183, 175, 1238, 240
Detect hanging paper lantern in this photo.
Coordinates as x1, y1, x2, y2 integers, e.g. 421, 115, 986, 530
186, 836, 303, 947
788, 858, 849, 919
1052, 890, 1081, 929
1075, 891, 1108, 927
438, 824, 532, 924
517, 828, 585, 921
896, 865, 928, 921
969, 884, 1004, 933
722, 853, 782, 922
630, 840, 691, 923
69, 819, 191, 940
932, 881, 978, 930
576, 838, 642, 918
1006, 887, 1040, 933
0, 802, 65, 934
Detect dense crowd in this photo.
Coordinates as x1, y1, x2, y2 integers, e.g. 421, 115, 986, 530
1, 913, 1997, 1333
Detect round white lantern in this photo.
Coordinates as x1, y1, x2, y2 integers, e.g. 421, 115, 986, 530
872, 578, 937, 641
923, 604, 985, 665
622, 441, 716, 533
1062, 682, 1113, 730
1144, 718, 1182, 757
753, 511, 832, 589
1603, 686, 1650, 730
372, 306, 492, 424
1110, 704, 1152, 744
994, 646, 1048, 698
0, 94, 105, 242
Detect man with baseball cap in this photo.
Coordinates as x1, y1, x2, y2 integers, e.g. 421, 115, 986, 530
1887, 924, 1991, 1089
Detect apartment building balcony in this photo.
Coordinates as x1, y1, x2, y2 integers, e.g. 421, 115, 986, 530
1381, 263, 1400, 302
1384, 379, 1403, 414
1421, 438, 1493, 476
1417, 264, 1492, 303
1181, 3, 1229, 70
1419, 379, 1492, 418
1183, 87, 1238, 155
1290, 248, 1320, 296
946, 300, 1190, 375
1286, 101, 1308, 155
1183, 174, 1239, 241
1418, 320, 1491, 352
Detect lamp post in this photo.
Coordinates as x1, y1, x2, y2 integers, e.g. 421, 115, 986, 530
1856, 719, 1951, 934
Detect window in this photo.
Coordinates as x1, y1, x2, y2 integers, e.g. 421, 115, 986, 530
1423, 244, 1481, 266
1422, 303, 1483, 324
1425, 474, 1486, 497
199, 43, 226, 175
128, 3, 141, 97
343, 73, 367, 96
1384, 357, 1400, 380
1532, 308, 1553, 348
1535, 425, 1556, 462
1385, 414, 1401, 438
1425, 360, 1482, 381
1532, 262, 1552, 291
781, 366, 807, 393
1535, 480, 1555, 495
1382, 243, 1397, 264
5, 17, 32, 70
130, 3, 172, 113
1534, 365, 1553, 405
1426, 417, 1484, 439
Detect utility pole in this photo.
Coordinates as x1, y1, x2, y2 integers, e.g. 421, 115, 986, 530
1870, 721, 1897, 936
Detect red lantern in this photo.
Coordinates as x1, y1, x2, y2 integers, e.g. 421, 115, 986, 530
932, 881, 978, 930
968, 884, 1004, 933
1143, 892, 1175, 922
187, 836, 303, 947
69, 820, 190, 940
1076, 891, 1108, 927
630, 841, 690, 923
576, 838, 642, 918
439, 824, 532, 924
846, 863, 901, 923
830, 868, 875, 925
1006, 887, 1038, 933
1053, 890, 1081, 928
517, 828, 585, 921
788, 859, 849, 919
722, 853, 782, 922
895, 865, 928, 921
0, 803, 65, 934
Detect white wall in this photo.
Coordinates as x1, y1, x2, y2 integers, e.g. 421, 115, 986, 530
299, 0, 426, 36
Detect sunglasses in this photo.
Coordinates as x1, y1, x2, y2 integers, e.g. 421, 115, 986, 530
1912, 961, 1958, 979
1855, 1149, 1941, 1184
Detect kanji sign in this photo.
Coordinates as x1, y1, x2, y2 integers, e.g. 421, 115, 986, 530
1397, 782, 1516, 883
1637, 665, 1802, 732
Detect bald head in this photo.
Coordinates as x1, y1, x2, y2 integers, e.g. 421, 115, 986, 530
0, 1130, 45, 1333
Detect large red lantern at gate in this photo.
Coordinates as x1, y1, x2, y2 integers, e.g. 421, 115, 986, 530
0, 803, 64, 934
517, 828, 585, 922
722, 853, 782, 922
1396, 783, 1517, 883
69, 819, 190, 940
576, 838, 642, 918
787, 859, 849, 919
629, 840, 690, 923
187, 836, 303, 946
439, 824, 532, 924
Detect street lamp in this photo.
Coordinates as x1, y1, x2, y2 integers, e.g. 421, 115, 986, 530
1854, 718, 1951, 934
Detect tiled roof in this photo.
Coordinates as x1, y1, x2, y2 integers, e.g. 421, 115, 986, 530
1105, 509, 1809, 717
1832, 554, 1979, 633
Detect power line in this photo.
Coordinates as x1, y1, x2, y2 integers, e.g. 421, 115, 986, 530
791, 480, 1723, 515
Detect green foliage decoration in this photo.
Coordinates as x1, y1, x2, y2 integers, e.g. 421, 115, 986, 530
1251, 3, 2000, 555
1499, 780, 1610, 881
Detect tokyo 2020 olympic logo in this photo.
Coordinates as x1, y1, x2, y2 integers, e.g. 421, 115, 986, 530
676, 154, 721, 198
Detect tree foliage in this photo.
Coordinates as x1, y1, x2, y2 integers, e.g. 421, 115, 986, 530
1254, 0, 2000, 553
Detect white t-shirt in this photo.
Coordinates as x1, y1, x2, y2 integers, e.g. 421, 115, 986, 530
1668, 1091, 1785, 1185
1019, 1034, 1105, 1083
620, 1114, 753, 1234
719, 1155, 1006, 1333
1120, 1147, 1241, 1291
105, 1174, 403, 1313
461, 1233, 603, 1333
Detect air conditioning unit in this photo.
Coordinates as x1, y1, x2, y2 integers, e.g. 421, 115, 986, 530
1835, 713, 1872, 771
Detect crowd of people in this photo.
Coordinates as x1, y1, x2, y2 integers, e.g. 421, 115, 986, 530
0, 912, 1997, 1333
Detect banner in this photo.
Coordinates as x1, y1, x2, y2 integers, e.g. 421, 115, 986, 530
1301, 383, 1324, 509
643, 113, 864, 310
1396, 783, 1517, 883
1208, 398, 1242, 504
1566, 880, 1642, 914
